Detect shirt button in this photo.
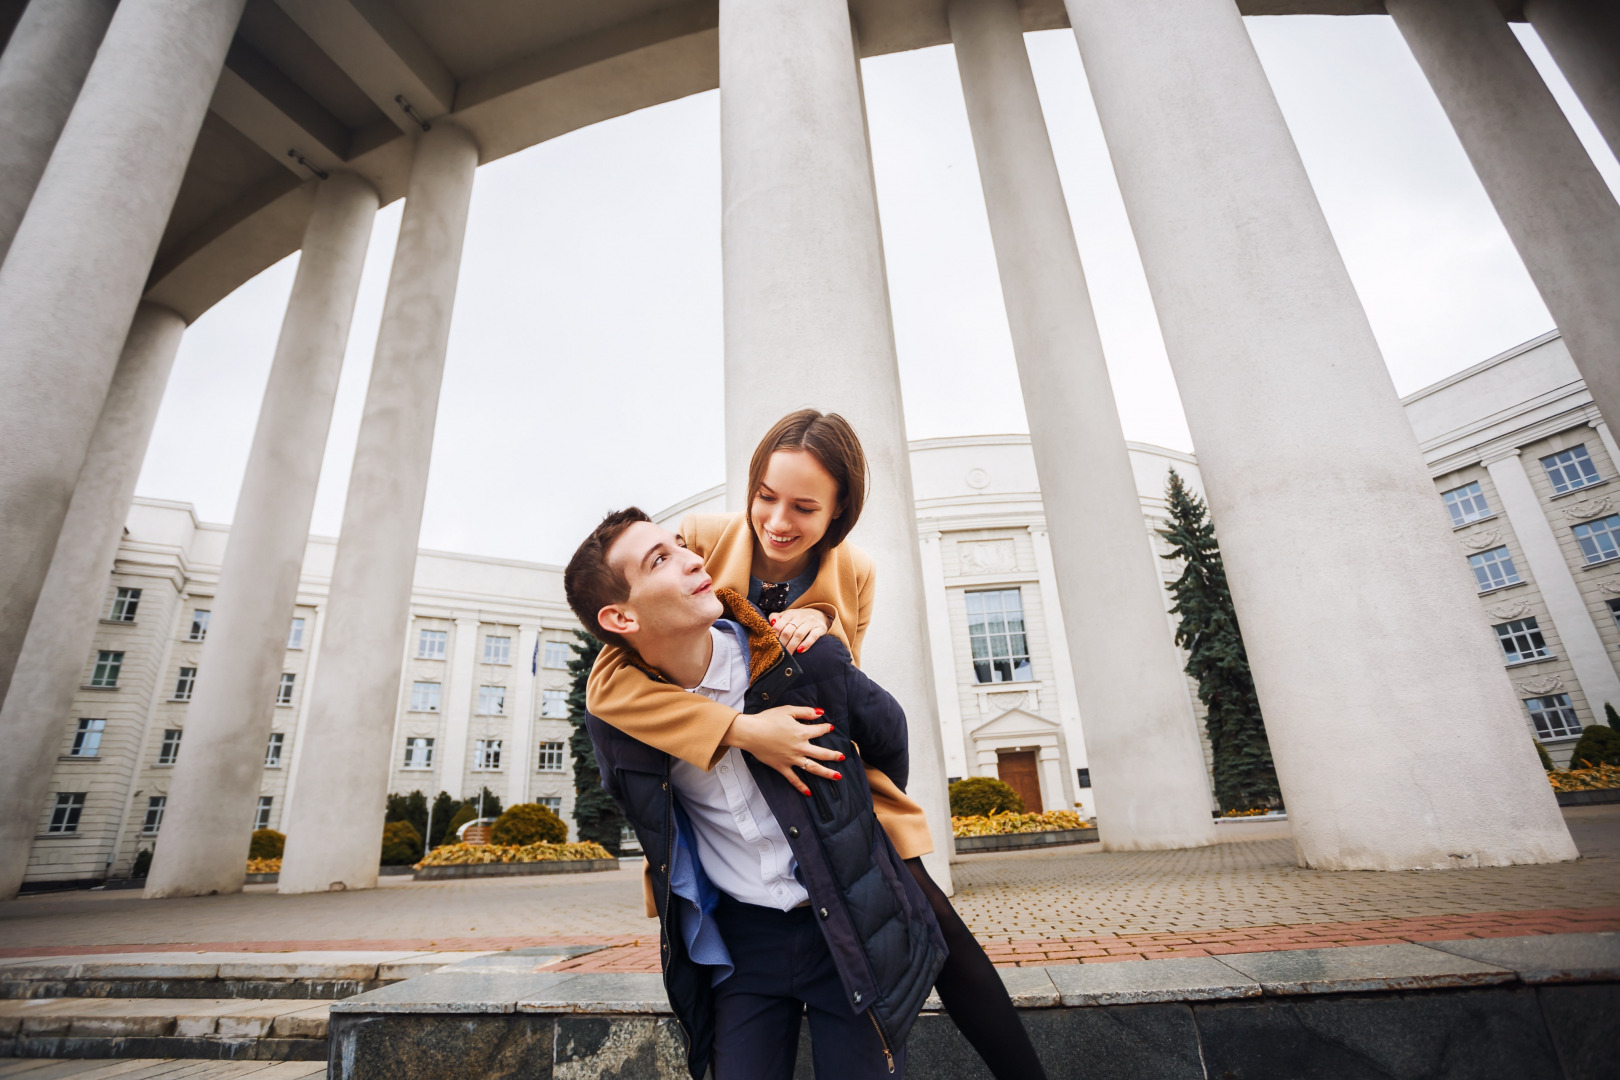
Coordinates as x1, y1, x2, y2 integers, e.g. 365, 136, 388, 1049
788, 827, 800, 839
720, 765, 729, 773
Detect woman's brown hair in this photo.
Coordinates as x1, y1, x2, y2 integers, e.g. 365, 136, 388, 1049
746, 409, 868, 551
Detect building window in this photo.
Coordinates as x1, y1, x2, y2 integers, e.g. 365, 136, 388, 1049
172, 666, 196, 701
1493, 617, 1550, 664
188, 609, 210, 641
1542, 444, 1602, 495
477, 685, 506, 716
403, 737, 434, 770
141, 796, 165, 835
483, 635, 511, 665
109, 587, 141, 622
48, 793, 86, 834
1608, 597, 1620, 631
542, 641, 571, 669
1468, 547, 1522, 591
1573, 514, 1620, 565
1076, 768, 1091, 789
966, 589, 1034, 684
1526, 694, 1582, 741
255, 796, 273, 831
287, 617, 306, 649
541, 689, 568, 718
418, 629, 447, 659
538, 797, 562, 814
265, 732, 285, 767
409, 681, 441, 712
475, 739, 503, 770
70, 718, 105, 757
158, 729, 182, 766
88, 650, 123, 688
276, 673, 296, 705
538, 741, 566, 772
1440, 481, 1492, 528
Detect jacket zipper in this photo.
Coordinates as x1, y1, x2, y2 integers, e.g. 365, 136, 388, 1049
867, 1010, 895, 1073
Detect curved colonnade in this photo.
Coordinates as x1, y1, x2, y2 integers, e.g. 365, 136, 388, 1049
0, 0, 1614, 901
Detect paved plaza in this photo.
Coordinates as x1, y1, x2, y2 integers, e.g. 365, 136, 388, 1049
2, 807, 1616, 971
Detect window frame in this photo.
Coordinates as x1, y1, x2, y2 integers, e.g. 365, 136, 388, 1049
1467, 546, 1523, 592
483, 634, 512, 666
254, 796, 273, 831
275, 672, 296, 705
541, 641, 571, 669
403, 736, 435, 770
70, 718, 106, 758
965, 588, 1035, 685
538, 741, 566, 772
1573, 514, 1620, 565
89, 650, 123, 688
1541, 444, 1603, 496
477, 684, 506, 716
109, 587, 141, 623
417, 628, 448, 660
265, 731, 285, 767
474, 738, 503, 771
188, 609, 210, 642
48, 792, 86, 834
157, 728, 182, 766
141, 795, 166, 836
540, 688, 568, 718
1526, 693, 1582, 741
1441, 481, 1493, 528
287, 617, 306, 650
1493, 617, 1550, 664
409, 680, 442, 713
172, 666, 196, 701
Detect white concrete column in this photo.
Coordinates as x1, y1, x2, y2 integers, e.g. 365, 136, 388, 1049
278, 124, 478, 894
719, 0, 954, 888
1388, 0, 1620, 439
1523, 0, 1620, 160
0, 0, 243, 707
1027, 526, 1088, 782
281, 600, 327, 812
1484, 450, 1620, 714
0, 303, 184, 901
1064, 0, 1574, 869
145, 173, 379, 899
0, 0, 117, 262
506, 623, 541, 806
438, 615, 480, 802
951, 0, 1214, 849
1590, 418, 1620, 475
917, 529, 968, 780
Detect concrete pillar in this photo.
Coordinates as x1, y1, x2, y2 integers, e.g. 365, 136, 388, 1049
0, 0, 244, 707
917, 530, 968, 780
719, 0, 954, 888
0, 304, 184, 901
1064, 0, 1574, 869
1027, 525, 1090, 806
1523, 0, 1620, 160
1484, 450, 1620, 715
278, 124, 478, 894
506, 623, 541, 806
1591, 418, 1620, 477
0, 0, 117, 263
950, 0, 1215, 850
438, 615, 480, 801
145, 173, 379, 899
1388, 0, 1620, 441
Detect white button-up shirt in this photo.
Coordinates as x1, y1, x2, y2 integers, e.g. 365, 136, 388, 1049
669, 622, 810, 911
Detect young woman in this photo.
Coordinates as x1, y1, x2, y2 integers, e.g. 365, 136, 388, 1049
588, 409, 1048, 1080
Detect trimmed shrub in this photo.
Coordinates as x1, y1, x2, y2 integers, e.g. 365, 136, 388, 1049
1535, 740, 1554, 771
492, 803, 568, 845
380, 820, 423, 866
1570, 722, 1620, 768
445, 802, 479, 840
248, 829, 285, 860
949, 776, 1025, 817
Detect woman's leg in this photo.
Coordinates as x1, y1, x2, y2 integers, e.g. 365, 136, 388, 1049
906, 857, 1048, 1080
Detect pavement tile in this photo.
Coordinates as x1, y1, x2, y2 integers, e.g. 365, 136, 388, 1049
1215, 943, 1516, 995
1050, 955, 1261, 1006
214, 951, 393, 981
331, 970, 570, 1013
1423, 931, 1620, 983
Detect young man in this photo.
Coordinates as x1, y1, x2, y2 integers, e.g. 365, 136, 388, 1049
564, 508, 945, 1080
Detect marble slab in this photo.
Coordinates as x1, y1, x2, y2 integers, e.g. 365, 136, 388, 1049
1423, 932, 1620, 984
1048, 955, 1262, 1006
1215, 943, 1516, 995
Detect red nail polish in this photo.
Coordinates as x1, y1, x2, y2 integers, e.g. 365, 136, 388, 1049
814, 709, 824, 716
832, 773, 842, 781
802, 789, 812, 796
797, 646, 806, 653
838, 754, 846, 762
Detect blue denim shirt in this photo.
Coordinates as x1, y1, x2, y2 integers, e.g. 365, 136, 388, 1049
670, 792, 733, 985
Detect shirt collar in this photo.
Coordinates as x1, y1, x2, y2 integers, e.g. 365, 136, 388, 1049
694, 623, 740, 694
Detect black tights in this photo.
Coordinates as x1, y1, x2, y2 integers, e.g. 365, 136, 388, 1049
906, 857, 1048, 1080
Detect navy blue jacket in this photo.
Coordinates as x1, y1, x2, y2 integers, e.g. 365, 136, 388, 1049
589, 590, 946, 1079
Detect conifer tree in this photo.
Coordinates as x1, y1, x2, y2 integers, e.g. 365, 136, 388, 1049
567, 630, 626, 854
1160, 468, 1281, 811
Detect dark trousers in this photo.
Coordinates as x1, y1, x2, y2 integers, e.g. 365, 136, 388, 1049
711, 895, 907, 1080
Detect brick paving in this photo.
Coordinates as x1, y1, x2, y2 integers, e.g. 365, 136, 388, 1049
5, 807, 1615, 970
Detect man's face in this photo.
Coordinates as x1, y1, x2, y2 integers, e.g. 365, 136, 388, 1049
601, 521, 722, 648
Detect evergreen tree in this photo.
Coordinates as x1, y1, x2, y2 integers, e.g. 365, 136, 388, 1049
1160, 468, 1281, 812
567, 630, 625, 854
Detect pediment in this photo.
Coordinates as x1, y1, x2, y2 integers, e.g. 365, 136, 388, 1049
969, 706, 1061, 738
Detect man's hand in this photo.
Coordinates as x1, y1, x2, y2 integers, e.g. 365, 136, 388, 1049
722, 705, 845, 796
769, 608, 832, 655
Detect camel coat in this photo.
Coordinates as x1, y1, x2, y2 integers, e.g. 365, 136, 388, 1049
585, 512, 934, 865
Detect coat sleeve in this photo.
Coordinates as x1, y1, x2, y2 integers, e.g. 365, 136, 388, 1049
586, 642, 736, 770
839, 660, 911, 793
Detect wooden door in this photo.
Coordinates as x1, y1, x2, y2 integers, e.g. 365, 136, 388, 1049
996, 751, 1043, 813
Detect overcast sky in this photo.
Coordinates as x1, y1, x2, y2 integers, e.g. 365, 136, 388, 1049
134, 17, 1620, 568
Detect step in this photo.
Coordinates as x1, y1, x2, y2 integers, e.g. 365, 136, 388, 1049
0, 998, 331, 1062
0, 1062, 328, 1078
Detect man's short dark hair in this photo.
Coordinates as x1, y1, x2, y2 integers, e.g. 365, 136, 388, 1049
565, 507, 652, 650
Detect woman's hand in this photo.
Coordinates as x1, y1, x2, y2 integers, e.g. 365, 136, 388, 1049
722, 705, 845, 796
769, 608, 832, 655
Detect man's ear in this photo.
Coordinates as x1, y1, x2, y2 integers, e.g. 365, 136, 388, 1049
598, 603, 637, 639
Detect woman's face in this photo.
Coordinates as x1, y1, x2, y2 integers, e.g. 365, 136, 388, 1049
750, 450, 841, 573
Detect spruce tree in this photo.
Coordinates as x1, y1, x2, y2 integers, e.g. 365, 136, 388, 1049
1160, 468, 1282, 812
567, 630, 626, 854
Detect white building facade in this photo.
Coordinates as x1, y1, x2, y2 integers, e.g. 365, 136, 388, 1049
22, 332, 1615, 887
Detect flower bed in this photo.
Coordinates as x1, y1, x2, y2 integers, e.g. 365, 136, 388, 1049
414, 841, 614, 868
951, 810, 1092, 837
1548, 762, 1620, 792
246, 857, 281, 874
